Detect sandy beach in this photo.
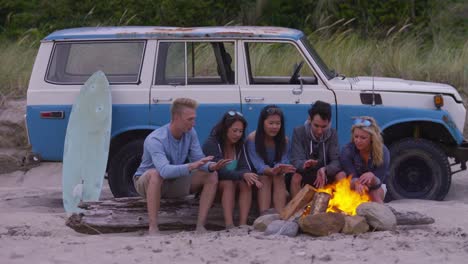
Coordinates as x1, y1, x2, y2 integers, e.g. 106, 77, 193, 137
0, 162, 467, 264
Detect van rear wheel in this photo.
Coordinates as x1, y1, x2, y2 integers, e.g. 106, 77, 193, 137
387, 138, 451, 201
108, 139, 144, 197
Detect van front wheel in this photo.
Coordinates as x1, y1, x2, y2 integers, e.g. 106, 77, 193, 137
387, 138, 451, 201
107, 139, 144, 198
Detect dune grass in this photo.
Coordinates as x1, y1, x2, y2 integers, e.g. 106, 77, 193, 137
0, 41, 37, 106
311, 31, 467, 95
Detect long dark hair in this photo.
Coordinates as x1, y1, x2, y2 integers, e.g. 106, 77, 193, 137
255, 104, 286, 164
210, 111, 247, 153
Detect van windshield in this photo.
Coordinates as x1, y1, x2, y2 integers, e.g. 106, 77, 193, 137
300, 36, 335, 80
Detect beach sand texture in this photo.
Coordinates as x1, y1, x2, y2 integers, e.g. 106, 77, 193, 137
1, 162, 468, 264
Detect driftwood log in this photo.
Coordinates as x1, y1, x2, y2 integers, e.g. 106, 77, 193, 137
66, 197, 434, 234
66, 197, 256, 234
388, 206, 435, 226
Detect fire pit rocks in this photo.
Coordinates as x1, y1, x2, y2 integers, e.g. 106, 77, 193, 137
253, 182, 426, 237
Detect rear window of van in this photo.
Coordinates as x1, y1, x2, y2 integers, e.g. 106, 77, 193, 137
46, 41, 145, 84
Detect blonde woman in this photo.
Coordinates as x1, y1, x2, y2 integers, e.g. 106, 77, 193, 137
340, 117, 390, 203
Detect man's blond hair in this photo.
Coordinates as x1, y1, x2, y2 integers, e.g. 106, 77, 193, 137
171, 98, 198, 119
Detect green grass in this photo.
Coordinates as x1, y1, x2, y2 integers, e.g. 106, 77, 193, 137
0, 41, 37, 104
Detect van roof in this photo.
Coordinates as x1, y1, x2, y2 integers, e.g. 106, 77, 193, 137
44, 26, 304, 41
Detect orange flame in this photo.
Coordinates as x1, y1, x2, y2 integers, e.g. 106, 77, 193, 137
316, 176, 370, 216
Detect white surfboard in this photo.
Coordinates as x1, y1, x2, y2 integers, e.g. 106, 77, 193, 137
62, 71, 112, 213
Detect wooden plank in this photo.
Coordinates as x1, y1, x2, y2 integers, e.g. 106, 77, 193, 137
280, 184, 316, 220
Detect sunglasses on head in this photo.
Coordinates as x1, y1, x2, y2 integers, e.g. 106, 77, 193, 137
266, 107, 282, 115
353, 118, 372, 127
227, 110, 243, 117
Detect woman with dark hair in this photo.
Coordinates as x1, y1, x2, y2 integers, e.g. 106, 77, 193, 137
246, 105, 296, 214
203, 110, 262, 228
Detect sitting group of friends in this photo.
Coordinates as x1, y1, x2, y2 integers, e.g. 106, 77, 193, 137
133, 98, 390, 234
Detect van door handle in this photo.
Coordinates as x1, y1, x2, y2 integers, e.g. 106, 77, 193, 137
244, 97, 264, 103
292, 87, 303, 95
292, 79, 303, 95
152, 97, 173, 103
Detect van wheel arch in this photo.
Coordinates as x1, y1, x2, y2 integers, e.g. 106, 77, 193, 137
108, 139, 145, 197
108, 130, 152, 165
107, 130, 151, 197
382, 121, 455, 146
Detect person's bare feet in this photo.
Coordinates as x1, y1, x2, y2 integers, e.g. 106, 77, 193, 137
225, 224, 235, 230
148, 226, 160, 236
238, 224, 251, 229
195, 225, 207, 233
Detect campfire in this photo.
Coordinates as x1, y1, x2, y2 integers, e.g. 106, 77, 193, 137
314, 176, 370, 216
259, 176, 396, 237
283, 176, 370, 222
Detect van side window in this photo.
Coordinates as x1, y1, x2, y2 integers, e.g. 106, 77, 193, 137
46, 41, 145, 84
155, 41, 235, 85
245, 42, 316, 85
164, 42, 186, 84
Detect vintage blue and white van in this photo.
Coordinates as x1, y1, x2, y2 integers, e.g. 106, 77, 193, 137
26, 26, 468, 200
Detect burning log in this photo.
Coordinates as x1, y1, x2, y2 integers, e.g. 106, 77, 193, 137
280, 184, 316, 220
309, 192, 331, 215
298, 192, 333, 219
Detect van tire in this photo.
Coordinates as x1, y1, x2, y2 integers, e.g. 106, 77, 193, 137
108, 139, 144, 198
387, 138, 451, 201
